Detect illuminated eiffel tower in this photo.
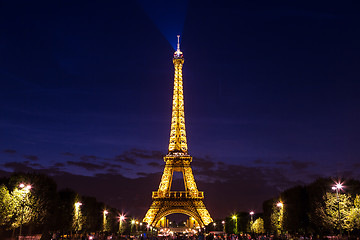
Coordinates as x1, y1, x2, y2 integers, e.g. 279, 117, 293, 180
143, 36, 213, 228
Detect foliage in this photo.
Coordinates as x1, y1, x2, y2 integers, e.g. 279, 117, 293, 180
282, 186, 308, 234
263, 178, 360, 236
0, 184, 14, 227
251, 217, 265, 234
270, 200, 283, 235
324, 192, 352, 231
0, 173, 121, 237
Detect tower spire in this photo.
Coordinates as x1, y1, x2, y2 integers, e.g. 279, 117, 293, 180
177, 35, 180, 51
174, 35, 183, 59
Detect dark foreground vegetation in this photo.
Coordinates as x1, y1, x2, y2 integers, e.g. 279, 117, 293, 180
220, 178, 360, 238
0, 172, 129, 240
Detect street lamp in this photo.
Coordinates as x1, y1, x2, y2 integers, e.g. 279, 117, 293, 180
18, 183, 32, 240
250, 211, 254, 222
249, 211, 255, 235
119, 215, 125, 234
232, 215, 238, 234
74, 201, 82, 234
332, 182, 344, 236
103, 210, 108, 232
222, 220, 225, 233
131, 220, 135, 235
276, 202, 284, 236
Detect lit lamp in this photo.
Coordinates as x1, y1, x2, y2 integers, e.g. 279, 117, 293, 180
131, 220, 135, 235
119, 215, 125, 234
18, 183, 32, 239
232, 215, 238, 234
103, 210, 108, 232
276, 202, 283, 235
74, 202, 82, 234
332, 182, 344, 236
250, 211, 254, 222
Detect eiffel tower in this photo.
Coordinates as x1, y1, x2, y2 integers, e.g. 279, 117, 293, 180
143, 36, 213, 228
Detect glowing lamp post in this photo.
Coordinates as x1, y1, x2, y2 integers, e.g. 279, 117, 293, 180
74, 201, 82, 234
222, 220, 225, 233
249, 211, 255, 234
103, 210, 109, 232
131, 220, 135, 235
75, 202, 81, 208
250, 211, 254, 222
332, 182, 343, 236
232, 215, 238, 234
276, 202, 284, 236
18, 183, 32, 240
119, 215, 125, 234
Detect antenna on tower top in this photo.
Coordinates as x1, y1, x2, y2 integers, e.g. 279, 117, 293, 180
177, 35, 180, 51
174, 35, 183, 59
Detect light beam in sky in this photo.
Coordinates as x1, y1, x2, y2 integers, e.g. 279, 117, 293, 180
136, 0, 188, 50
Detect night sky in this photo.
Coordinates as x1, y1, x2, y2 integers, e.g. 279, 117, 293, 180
1, 1, 360, 219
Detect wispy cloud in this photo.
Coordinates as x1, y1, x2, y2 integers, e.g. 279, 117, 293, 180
3, 149, 17, 154
23, 155, 39, 161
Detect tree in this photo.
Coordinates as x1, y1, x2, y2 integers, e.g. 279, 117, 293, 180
282, 186, 308, 234
344, 195, 360, 232
324, 192, 352, 232
0, 184, 13, 228
270, 200, 284, 235
251, 217, 265, 234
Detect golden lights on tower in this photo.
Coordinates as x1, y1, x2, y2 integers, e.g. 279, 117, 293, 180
168, 35, 188, 154
143, 36, 213, 227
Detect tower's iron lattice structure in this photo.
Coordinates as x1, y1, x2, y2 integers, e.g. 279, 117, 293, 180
143, 36, 213, 227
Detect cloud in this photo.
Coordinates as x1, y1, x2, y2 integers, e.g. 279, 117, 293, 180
106, 168, 120, 174
62, 152, 75, 157
147, 162, 161, 167
67, 161, 106, 171
113, 148, 163, 165
54, 163, 65, 167
108, 163, 123, 169
23, 155, 39, 161
192, 156, 215, 171
80, 155, 101, 161
353, 163, 360, 168
275, 159, 315, 170
253, 158, 265, 164
3, 161, 35, 172
3, 149, 17, 154
2, 161, 63, 175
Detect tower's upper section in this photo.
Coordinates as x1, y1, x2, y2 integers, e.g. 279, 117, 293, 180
168, 35, 188, 155
173, 35, 183, 59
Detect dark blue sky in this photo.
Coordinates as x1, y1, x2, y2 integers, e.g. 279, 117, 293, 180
1, 0, 360, 218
